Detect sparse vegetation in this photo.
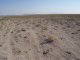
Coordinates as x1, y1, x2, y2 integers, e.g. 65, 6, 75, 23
66, 51, 71, 55
35, 24, 40, 27
0, 44, 2, 47
21, 28, 26, 31
43, 50, 49, 55
40, 35, 57, 45
0, 15, 80, 60
12, 48, 21, 55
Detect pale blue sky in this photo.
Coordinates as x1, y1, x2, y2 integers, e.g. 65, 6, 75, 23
0, 0, 80, 15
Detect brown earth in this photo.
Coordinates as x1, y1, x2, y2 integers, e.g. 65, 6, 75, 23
0, 14, 80, 60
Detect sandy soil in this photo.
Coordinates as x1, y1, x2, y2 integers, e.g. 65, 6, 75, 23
0, 15, 80, 60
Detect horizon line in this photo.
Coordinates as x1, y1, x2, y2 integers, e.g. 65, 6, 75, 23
0, 13, 80, 16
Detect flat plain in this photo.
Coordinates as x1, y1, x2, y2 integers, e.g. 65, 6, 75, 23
0, 14, 80, 60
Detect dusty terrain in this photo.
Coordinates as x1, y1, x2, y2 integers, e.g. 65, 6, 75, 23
0, 14, 80, 60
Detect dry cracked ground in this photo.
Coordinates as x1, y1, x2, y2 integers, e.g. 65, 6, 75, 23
0, 15, 80, 60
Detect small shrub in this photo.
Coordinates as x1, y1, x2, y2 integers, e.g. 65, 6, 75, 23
66, 51, 71, 55
0, 44, 2, 47
12, 48, 21, 55
40, 35, 57, 45
21, 28, 26, 31
43, 50, 49, 55
35, 24, 40, 27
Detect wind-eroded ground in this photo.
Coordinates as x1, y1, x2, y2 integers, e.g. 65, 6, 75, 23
0, 15, 80, 60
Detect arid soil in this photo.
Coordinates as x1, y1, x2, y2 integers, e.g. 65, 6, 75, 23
0, 15, 80, 60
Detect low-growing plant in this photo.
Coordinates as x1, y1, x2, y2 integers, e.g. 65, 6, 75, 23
40, 35, 57, 45
43, 50, 49, 55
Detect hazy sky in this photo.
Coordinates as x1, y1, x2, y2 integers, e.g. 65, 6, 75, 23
0, 0, 80, 15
